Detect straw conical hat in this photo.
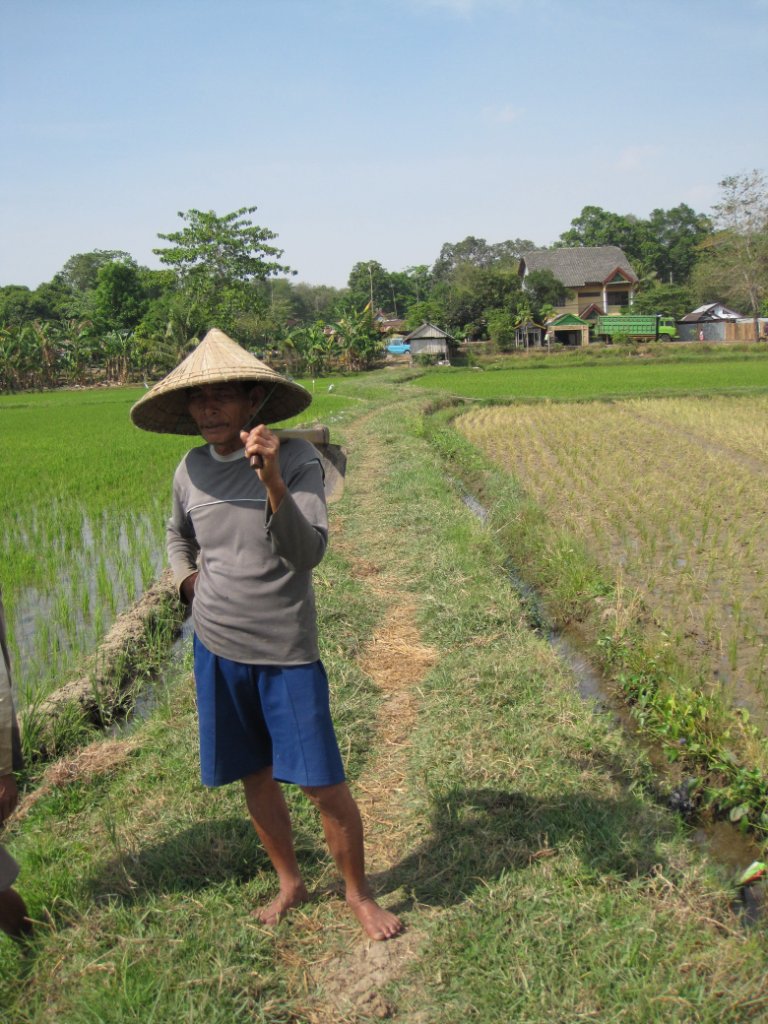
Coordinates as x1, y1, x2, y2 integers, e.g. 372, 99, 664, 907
130, 328, 312, 434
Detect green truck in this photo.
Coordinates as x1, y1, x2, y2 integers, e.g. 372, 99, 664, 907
594, 314, 677, 341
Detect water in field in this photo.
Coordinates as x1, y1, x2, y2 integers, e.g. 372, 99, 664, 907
6, 508, 166, 706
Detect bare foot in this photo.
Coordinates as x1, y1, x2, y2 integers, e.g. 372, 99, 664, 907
252, 883, 309, 926
347, 894, 404, 941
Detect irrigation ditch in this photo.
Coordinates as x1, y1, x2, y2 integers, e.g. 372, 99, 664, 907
461, 487, 763, 860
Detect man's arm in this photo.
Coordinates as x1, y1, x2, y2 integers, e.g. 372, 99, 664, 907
0, 589, 20, 824
241, 429, 328, 570
166, 471, 200, 602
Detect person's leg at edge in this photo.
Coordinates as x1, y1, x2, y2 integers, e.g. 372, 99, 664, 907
242, 766, 309, 925
302, 781, 403, 941
0, 887, 32, 940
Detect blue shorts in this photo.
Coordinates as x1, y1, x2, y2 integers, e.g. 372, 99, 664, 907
193, 635, 346, 788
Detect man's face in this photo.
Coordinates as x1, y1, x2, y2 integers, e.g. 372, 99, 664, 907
187, 383, 264, 455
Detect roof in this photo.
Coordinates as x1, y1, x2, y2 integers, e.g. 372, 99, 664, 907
520, 246, 638, 287
680, 302, 744, 323
404, 321, 454, 342
579, 302, 605, 318
548, 313, 590, 326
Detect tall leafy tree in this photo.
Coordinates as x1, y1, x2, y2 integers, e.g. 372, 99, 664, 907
0, 286, 35, 327
641, 204, 712, 284
557, 206, 646, 262
630, 282, 693, 320
93, 261, 148, 331
693, 170, 768, 341
431, 236, 528, 283
153, 206, 292, 337
290, 282, 347, 323
55, 250, 136, 293
346, 260, 391, 312
523, 269, 567, 317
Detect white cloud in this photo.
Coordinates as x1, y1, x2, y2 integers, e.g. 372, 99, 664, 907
483, 103, 524, 124
405, 0, 527, 14
613, 145, 662, 172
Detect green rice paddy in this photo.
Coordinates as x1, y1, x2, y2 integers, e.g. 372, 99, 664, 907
0, 383, 352, 709
415, 353, 768, 402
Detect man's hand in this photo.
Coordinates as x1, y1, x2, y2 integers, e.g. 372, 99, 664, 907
0, 773, 18, 824
180, 571, 198, 605
240, 426, 287, 512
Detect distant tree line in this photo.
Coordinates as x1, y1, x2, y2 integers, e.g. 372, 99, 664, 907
1, 171, 766, 390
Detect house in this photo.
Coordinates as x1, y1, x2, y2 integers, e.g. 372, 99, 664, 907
514, 319, 546, 349
373, 309, 408, 335
519, 246, 639, 322
677, 302, 744, 342
403, 322, 454, 362
545, 313, 591, 348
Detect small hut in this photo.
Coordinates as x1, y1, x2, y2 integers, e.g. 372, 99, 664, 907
677, 303, 743, 342
404, 322, 454, 363
514, 320, 545, 350
545, 313, 590, 347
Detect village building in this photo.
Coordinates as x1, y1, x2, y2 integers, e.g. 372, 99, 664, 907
514, 319, 546, 350
403, 322, 454, 363
519, 246, 639, 321
676, 302, 768, 342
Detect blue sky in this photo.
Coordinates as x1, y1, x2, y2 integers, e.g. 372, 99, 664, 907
1, 0, 766, 289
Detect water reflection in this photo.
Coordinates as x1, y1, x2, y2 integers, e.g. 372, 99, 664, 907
8, 509, 167, 706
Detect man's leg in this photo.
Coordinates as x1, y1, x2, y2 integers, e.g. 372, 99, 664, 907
302, 781, 403, 941
0, 886, 31, 939
242, 766, 308, 925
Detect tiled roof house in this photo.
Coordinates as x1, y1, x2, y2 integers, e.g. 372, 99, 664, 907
519, 246, 638, 319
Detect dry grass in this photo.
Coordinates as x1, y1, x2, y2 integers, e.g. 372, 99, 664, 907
13, 737, 139, 823
273, 415, 439, 1022
457, 395, 768, 730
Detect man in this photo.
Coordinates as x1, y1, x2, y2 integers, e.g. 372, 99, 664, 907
0, 587, 32, 940
131, 329, 402, 941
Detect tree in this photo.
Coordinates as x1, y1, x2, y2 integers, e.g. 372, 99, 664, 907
642, 204, 712, 284
405, 298, 447, 331
486, 309, 516, 351
332, 304, 382, 371
402, 265, 432, 304
694, 170, 768, 342
93, 261, 148, 331
290, 282, 347, 323
282, 321, 338, 377
557, 206, 646, 261
0, 286, 35, 327
55, 250, 135, 293
153, 206, 292, 335
523, 269, 567, 318
630, 282, 693, 320
431, 236, 531, 282
346, 260, 391, 313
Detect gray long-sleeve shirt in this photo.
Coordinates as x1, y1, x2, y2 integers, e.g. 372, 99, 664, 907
167, 439, 328, 665
0, 587, 21, 777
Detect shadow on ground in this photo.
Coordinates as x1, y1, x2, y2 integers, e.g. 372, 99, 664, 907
374, 786, 678, 910
85, 786, 677, 913
87, 814, 326, 902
